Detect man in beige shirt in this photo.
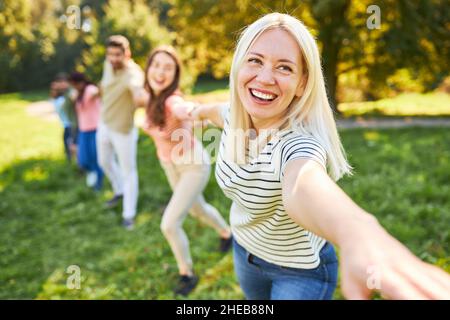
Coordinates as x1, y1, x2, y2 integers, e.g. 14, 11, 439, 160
97, 35, 144, 230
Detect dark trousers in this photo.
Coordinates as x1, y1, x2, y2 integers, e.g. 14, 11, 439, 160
63, 126, 74, 162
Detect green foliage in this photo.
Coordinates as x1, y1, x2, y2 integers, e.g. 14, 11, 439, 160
1, 0, 448, 99
79, 0, 173, 84
0, 0, 173, 91
169, 0, 450, 106
168, 0, 277, 81
0, 0, 64, 92
0, 90, 449, 299
343, 0, 450, 100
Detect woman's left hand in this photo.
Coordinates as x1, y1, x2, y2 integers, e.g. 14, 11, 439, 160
134, 89, 150, 108
338, 220, 450, 300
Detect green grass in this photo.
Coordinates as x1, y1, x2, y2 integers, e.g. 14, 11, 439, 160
0, 90, 449, 299
0, 91, 239, 300
339, 92, 450, 117
191, 78, 229, 95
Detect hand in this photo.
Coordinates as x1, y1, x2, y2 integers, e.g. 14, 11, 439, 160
184, 102, 195, 118
139, 120, 152, 135
69, 88, 78, 101
88, 86, 100, 101
135, 89, 150, 108
339, 222, 450, 299
187, 103, 203, 121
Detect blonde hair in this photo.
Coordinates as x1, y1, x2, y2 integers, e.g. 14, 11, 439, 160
227, 12, 352, 181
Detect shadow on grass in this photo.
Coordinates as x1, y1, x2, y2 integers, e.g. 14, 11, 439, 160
0, 157, 125, 298
0, 138, 241, 299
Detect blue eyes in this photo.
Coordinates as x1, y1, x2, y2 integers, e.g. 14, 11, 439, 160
247, 57, 293, 73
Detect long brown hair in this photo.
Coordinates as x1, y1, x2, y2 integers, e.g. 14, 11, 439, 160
144, 45, 181, 127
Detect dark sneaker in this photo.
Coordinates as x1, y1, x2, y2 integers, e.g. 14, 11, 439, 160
122, 218, 135, 230
219, 235, 233, 253
105, 194, 123, 209
174, 275, 199, 296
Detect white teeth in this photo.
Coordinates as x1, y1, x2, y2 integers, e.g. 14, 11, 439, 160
251, 89, 276, 100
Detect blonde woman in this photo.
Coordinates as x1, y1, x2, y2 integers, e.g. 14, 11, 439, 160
190, 13, 450, 299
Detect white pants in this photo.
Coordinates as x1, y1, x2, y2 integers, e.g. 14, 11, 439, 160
97, 122, 138, 219
160, 143, 229, 273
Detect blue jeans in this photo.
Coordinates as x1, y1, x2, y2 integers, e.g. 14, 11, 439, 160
233, 239, 338, 300
77, 130, 103, 190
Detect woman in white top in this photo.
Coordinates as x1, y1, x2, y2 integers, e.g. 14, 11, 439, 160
190, 13, 450, 299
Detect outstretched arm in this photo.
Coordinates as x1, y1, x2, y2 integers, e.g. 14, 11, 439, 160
168, 96, 197, 121
188, 102, 227, 128
282, 158, 450, 299
134, 88, 150, 108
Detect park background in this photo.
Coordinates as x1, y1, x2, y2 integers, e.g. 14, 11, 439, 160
0, 0, 449, 299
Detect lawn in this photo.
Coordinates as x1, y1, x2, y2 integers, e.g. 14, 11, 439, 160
339, 92, 450, 117
0, 89, 449, 299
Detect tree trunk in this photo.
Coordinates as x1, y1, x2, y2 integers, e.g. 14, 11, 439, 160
312, 0, 351, 114
322, 46, 339, 114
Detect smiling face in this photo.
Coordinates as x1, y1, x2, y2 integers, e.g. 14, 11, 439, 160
237, 28, 306, 130
106, 46, 127, 71
147, 52, 177, 96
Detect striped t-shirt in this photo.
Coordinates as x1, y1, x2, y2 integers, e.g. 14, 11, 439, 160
215, 108, 328, 269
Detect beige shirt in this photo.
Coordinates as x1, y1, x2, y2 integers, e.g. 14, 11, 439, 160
100, 59, 144, 133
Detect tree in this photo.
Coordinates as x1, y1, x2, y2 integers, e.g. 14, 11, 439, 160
168, 0, 450, 111
1, 0, 447, 99
0, 0, 173, 92
0, 0, 91, 92
77, 0, 173, 84
0, 0, 65, 92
